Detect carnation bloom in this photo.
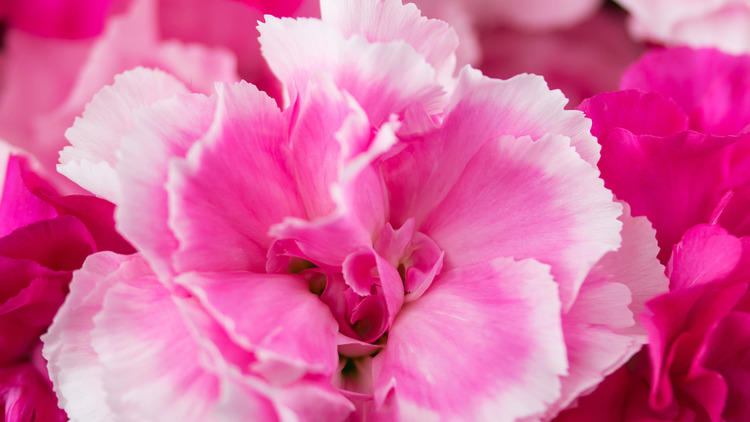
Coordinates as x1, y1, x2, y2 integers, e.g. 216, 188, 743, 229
0, 143, 133, 421
556, 46, 750, 421
45, 1, 667, 420
616, 0, 750, 55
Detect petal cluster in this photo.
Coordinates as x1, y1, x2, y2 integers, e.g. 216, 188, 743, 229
40, 1, 670, 421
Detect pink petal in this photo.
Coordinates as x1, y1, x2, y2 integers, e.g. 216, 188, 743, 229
384, 67, 602, 229
42, 252, 127, 421
116, 89, 216, 278
258, 16, 445, 126
174, 271, 339, 378
168, 81, 304, 273
320, 0, 459, 81
547, 205, 668, 418
59, 67, 189, 201
372, 257, 567, 421
417, 131, 621, 309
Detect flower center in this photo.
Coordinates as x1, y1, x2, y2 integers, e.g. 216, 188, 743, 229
267, 219, 444, 347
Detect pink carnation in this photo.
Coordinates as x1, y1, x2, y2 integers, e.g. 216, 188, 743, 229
44, 1, 667, 420
0, 144, 133, 421
558, 46, 750, 420
616, 0, 750, 54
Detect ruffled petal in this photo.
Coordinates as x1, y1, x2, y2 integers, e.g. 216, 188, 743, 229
418, 131, 621, 309
174, 271, 339, 378
320, 0, 459, 81
168, 81, 304, 273
59, 67, 189, 202
258, 16, 444, 126
372, 257, 567, 421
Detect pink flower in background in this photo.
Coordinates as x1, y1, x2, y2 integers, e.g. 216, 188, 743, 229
412, 2, 642, 107
44, 1, 668, 420
616, 0, 750, 54
556, 46, 750, 421
580, 47, 750, 264
0, 144, 133, 421
477, 7, 644, 107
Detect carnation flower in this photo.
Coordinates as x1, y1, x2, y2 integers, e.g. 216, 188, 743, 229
557, 46, 750, 421
0, 144, 133, 421
616, 0, 750, 55
44, 1, 667, 420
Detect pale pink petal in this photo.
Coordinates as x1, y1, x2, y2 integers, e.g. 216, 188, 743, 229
90, 270, 223, 421
372, 258, 567, 421
258, 16, 445, 125
174, 271, 339, 378
320, 0, 459, 81
42, 252, 128, 422
114, 91, 215, 278
416, 132, 621, 309
59, 67, 188, 202
168, 81, 304, 273
545, 205, 668, 418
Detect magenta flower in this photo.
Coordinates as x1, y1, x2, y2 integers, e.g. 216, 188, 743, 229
44, 1, 667, 420
557, 46, 750, 421
0, 144, 133, 421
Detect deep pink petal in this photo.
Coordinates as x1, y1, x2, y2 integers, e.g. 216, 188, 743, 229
621, 47, 750, 136
668, 224, 743, 290
0, 154, 58, 238
0, 363, 66, 422
579, 90, 689, 139
373, 257, 567, 421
